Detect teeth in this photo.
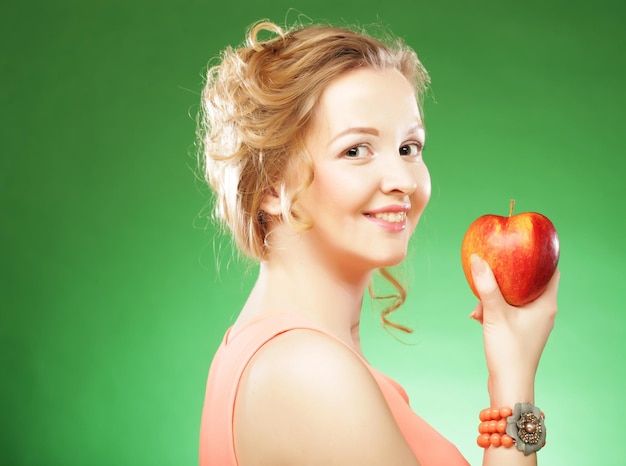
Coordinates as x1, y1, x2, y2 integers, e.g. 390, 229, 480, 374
371, 212, 406, 223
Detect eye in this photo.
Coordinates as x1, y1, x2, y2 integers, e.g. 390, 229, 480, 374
399, 142, 423, 157
344, 145, 371, 158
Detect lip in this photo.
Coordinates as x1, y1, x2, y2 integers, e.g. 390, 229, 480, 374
363, 204, 411, 232
364, 204, 411, 215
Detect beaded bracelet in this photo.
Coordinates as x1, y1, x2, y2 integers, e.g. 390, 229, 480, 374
477, 403, 546, 456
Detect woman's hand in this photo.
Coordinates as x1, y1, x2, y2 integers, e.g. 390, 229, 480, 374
468, 254, 560, 405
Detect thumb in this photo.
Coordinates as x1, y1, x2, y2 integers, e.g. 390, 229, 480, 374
470, 254, 505, 308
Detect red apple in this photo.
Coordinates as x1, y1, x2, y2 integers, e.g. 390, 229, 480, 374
461, 200, 560, 306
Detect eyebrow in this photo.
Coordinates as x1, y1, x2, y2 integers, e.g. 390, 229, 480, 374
407, 123, 426, 135
328, 123, 426, 146
328, 127, 378, 146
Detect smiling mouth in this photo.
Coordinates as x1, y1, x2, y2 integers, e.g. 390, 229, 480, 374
365, 212, 407, 223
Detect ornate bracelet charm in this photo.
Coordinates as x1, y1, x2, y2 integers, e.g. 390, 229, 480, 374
506, 403, 546, 456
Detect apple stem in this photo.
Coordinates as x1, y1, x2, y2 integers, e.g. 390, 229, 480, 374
509, 199, 515, 217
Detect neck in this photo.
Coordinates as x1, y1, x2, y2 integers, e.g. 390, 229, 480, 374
235, 246, 373, 350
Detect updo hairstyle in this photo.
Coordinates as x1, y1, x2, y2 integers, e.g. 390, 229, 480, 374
198, 20, 430, 260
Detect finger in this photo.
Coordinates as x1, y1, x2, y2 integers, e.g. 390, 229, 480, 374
527, 268, 561, 314
469, 254, 506, 308
543, 268, 561, 300
469, 302, 484, 324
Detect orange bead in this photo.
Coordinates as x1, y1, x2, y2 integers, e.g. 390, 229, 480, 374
500, 407, 513, 418
477, 433, 491, 448
488, 420, 497, 433
490, 408, 500, 420
479, 421, 490, 434
490, 433, 502, 447
497, 419, 507, 433
501, 434, 514, 448
480, 408, 491, 421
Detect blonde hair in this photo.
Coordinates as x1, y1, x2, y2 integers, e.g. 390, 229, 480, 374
198, 20, 430, 331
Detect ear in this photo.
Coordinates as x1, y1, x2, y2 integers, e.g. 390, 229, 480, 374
260, 186, 283, 216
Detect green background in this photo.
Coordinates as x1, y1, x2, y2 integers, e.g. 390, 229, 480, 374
2, 0, 624, 465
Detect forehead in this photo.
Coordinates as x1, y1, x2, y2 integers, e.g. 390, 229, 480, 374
309, 67, 422, 135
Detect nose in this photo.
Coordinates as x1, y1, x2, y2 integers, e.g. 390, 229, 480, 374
379, 153, 420, 195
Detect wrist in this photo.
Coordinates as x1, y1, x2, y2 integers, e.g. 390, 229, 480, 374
488, 374, 535, 407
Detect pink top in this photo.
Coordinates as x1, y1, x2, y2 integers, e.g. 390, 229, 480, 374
199, 313, 469, 465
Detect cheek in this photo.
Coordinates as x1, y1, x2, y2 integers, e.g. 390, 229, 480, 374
311, 167, 364, 205
410, 166, 431, 222
300, 169, 353, 219
421, 166, 432, 204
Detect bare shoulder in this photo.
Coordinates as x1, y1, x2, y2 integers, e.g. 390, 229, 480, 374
234, 329, 420, 466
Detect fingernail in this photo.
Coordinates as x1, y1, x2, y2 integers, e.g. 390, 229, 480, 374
470, 254, 485, 276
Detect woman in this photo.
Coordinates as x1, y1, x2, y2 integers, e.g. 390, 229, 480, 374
197, 20, 559, 466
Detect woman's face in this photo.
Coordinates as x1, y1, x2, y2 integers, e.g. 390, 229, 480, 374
297, 67, 431, 273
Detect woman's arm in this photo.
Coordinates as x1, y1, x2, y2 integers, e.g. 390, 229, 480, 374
469, 254, 560, 466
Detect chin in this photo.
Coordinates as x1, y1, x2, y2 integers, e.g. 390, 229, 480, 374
370, 249, 409, 269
